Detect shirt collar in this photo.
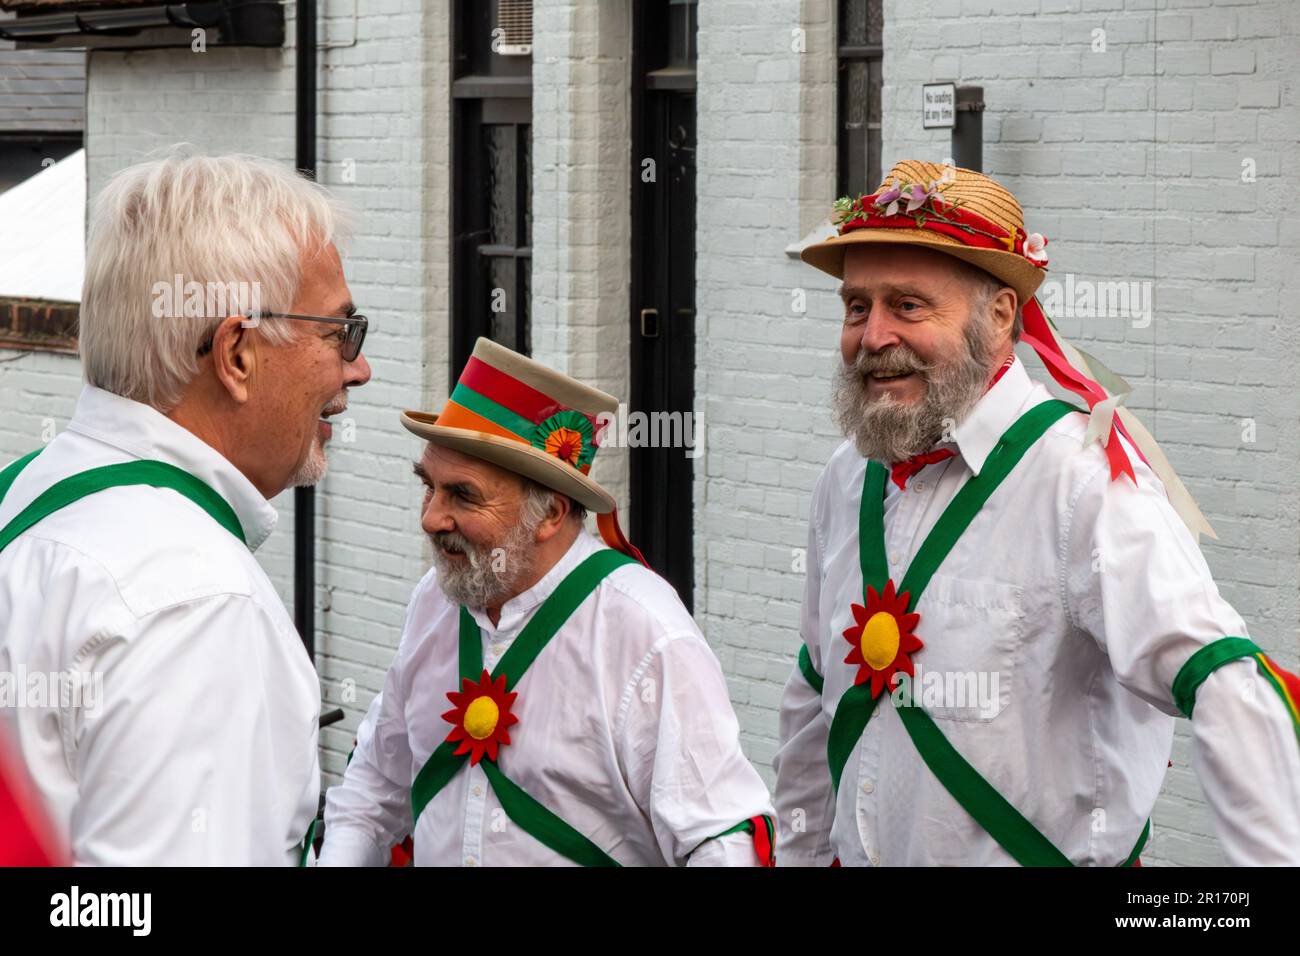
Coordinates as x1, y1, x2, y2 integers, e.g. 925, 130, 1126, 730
949, 354, 1037, 477
64, 384, 279, 551
465, 529, 601, 634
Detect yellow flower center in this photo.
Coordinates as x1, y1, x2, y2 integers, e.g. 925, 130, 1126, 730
464, 696, 500, 741
861, 612, 901, 671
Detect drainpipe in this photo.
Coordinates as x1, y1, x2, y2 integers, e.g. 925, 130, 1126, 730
951, 85, 984, 173
294, 0, 317, 662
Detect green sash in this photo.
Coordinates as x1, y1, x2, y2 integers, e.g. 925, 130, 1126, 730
409, 548, 635, 867
807, 401, 1150, 866
0, 451, 246, 553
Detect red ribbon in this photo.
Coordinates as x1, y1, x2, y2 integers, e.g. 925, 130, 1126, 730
597, 508, 650, 569
748, 815, 775, 867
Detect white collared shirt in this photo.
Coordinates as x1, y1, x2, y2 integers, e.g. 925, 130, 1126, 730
0, 385, 320, 865
320, 530, 774, 866
775, 357, 1300, 866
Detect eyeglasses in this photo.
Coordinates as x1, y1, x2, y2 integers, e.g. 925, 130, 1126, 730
197, 310, 369, 362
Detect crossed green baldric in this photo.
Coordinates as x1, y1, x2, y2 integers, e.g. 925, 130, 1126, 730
806, 399, 1150, 866
409, 549, 636, 867
0, 450, 246, 552
409, 550, 777, 866
0, 449, 323, 866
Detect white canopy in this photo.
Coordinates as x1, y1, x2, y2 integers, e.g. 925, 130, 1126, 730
0, 148, 84, 303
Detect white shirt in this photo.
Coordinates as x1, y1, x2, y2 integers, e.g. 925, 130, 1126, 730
775, 357, 1300, 866
0, 385, 321, 865
320, 530, 774, 866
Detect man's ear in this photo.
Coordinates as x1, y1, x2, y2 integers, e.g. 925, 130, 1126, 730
534, 490, 572, 544
989, 286, 1019, 342
208, 314, 256, 403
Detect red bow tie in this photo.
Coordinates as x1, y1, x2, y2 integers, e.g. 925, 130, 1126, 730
887, 354, 1015, 491
890, 448, 957, 490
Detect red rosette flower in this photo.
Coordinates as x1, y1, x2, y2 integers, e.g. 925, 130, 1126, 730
442, 670, 519, 764
842, 579, 923, 699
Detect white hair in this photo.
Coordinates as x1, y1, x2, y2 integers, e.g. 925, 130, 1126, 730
520, 479, 587, 527
961, 263, 1023, 342
79, 145, 351, 411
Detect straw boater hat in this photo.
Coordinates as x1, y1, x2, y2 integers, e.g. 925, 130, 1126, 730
401, 338, 646, 561
802, 159, 1047, 306
802, 159, 1214, 541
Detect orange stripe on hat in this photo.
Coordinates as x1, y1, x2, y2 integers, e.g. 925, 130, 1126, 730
435, 400, 528, 444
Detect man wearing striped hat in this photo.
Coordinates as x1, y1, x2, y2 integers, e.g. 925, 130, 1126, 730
775, 160, 1300, 866
320, 338, 774, 866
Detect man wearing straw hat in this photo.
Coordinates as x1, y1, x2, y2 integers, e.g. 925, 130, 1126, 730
774, 160, 1300, 866
320, 338, 775, 866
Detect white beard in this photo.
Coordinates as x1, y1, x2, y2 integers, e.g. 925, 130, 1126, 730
832, 309, 999, 463
430, 510, 544, 609
288, 432, 328, 488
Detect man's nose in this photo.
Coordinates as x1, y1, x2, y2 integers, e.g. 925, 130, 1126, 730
421, 494, 454, 535
859, 301, 900, 355
346, 351, 372, 388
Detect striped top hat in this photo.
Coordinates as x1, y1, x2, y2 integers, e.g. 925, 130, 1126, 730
401, 338, 647, 563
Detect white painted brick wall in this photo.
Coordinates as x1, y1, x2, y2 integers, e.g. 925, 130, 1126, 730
531, 0, 633, 512
696, 0, 847, 783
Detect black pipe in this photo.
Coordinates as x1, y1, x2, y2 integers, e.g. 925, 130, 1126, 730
294, 0, 317, 662
952, 85, 984, 173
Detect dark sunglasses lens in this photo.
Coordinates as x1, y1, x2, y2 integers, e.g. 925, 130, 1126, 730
346, 321, 366, 361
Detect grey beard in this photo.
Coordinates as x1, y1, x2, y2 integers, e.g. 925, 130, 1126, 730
430, 510, 544, 609
831, 311, 999, 463
288, 437, 328, 488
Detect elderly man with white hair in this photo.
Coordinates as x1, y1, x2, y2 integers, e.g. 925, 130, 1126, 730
0, 149, 371, 865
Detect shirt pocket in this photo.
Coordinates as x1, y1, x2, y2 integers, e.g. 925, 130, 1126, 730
905, 573, 1025, 723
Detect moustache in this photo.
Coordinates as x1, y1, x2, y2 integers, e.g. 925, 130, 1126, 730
321, 393, 349, 416
430, 530, 480, 565
853, 347, 933, 380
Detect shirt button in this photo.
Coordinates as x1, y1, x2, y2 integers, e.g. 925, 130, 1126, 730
913, 481, 925, 492
472, 785, 483, 797
870, 853, 881, 866
861, 779, 875, 795
889, 552, 902, 564
464, 856, 477, 867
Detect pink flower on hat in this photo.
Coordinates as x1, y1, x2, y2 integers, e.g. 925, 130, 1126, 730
876, 180, 903, 216
1023, 232, 1048, 266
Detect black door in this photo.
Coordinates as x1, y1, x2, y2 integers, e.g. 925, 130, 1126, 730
630, 0, 697, 610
